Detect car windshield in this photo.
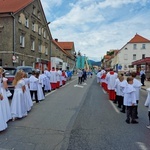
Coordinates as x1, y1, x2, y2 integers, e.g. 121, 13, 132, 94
5, 69, 16, 76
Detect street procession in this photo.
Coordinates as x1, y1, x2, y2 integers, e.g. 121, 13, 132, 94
1, 0, 150, 149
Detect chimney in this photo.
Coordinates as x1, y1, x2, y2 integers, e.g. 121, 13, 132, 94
55, 38, 58, 42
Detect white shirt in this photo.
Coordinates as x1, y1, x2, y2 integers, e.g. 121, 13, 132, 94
50, 70, 57, 83
133, 78, 142, 100
29, 75, 38, 91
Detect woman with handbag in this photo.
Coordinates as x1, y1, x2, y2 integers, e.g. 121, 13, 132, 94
0, 70, 12, 122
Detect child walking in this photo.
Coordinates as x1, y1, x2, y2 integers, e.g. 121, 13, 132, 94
123, 77, 138, 124
144, 88, 150, 129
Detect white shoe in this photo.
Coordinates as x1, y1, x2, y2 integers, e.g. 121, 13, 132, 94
146, 125, 150, 129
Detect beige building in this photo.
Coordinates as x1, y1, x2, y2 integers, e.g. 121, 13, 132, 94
0, 0, 52, 70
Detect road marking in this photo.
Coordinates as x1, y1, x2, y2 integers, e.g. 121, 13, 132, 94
74, 84, 84, 88
109, 101, 120, 114
82, 83, 87, 85
102, 89, 107, 94
136, 142, 148, 150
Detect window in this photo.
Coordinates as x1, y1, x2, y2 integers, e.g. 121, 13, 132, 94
43, 30, 46, 38
32, 22, 35, 31
38, 41, 41, 53
133, 54, 136, 60
31, 39, 35, 51
25, 18, 29, 28
18, 15, 21, 23
33, 6, 36, 15
20, 35, 25, 47
45, 47, 48, 55
142, 54, 145, 59
133, 44, 137, 49
124, 54, 128, 60
38, 26, 41, 35
142, 44, 146, 49
37, 11, 40, 19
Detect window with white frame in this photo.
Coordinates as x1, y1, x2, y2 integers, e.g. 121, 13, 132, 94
20, 34, 25, 47
43, 30, 46, 38
32, 22, 35, 31
124, 54, 128, 60
25, 18, 29, 28
142, 44, 146, 49
133, 44, 137, 49
38, 41, 41, 53
18, 15, 21, 23
37, 11, 40, 19
31, 39, 35, 51
45, 46, 48, 55
38, 26, 41, 35
133, 54, 136, 60
33, 6, 36, 15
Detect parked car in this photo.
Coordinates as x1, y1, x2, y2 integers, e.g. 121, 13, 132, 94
3, 66, 34, 94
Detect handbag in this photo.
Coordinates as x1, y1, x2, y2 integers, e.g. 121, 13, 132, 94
6, 90, 12, 97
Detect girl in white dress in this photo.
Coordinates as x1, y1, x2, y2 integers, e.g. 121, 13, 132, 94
36, 72, 45, 101
23, 73, 33, 111
0, 68, 7, 131
0, 93, 7, 131
11, 71, 28, 121
1, 72, 12, 122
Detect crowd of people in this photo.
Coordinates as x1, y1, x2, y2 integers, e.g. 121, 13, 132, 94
0, 67, 72, 132
97, 68, 150, 128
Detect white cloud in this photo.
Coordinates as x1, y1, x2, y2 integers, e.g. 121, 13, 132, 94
41, 0, 150, 61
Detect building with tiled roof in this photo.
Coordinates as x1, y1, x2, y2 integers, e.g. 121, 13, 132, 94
55, 40, 76, 70
114, 33, 150, 73
0, 0, 52, 70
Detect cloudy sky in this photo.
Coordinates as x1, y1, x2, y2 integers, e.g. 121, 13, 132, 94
41, 0, 150, 61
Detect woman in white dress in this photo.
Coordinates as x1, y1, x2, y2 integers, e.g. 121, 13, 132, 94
11, 71, 28, 121
36, 72, 45, 101
23, 73, 33, 111
0, 93, 7, 131
0, 68, 7, 131
1, 72, 12, 122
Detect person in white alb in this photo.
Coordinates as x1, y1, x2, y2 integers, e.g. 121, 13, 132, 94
50, 67, 57, 90
35, 71, 45, 101
39, 71, 46, 96
23, 72, 33, 111
44, 68, 51, 92
29, 71, 39, 103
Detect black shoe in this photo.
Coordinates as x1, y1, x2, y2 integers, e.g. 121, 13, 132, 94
120, 110, 125, 113
36, 101, 39, 103
118, 105, 121, 108
135, 116, 139, 119
113, 101, 117, 104
126, 120, 130, 124
131, 120, 138, 124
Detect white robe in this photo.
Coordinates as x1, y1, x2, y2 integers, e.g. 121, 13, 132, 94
50, 71, 57, 83
24, 78, 33, 111
133, 78, 142, 100
37, 80, 45, 101
145, 88, 150, 111
106, 72, 118, 90
44, 70, 51, 91
11, 79, 28, 118
1, 77, 12, 122
123, 84, 137, 106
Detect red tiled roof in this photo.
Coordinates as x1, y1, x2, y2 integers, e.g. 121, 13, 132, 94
57, 42, 74, 50
132, 57, 150, 65
128, 34, 150, 43
52, 40, 72, 58
0, 0, 34, 13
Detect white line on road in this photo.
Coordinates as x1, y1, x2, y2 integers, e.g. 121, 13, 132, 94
136, 142, 148, 150
109, 100, 120, 114
102, 89, 107, 94
74, 84, 84, 88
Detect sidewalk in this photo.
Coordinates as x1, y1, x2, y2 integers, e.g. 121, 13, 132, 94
140, 79, 150, 91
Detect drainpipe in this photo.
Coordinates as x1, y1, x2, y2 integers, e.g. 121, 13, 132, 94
10, 13, 15, 66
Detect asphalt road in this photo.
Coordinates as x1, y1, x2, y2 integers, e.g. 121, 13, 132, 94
0, 76, 150, 150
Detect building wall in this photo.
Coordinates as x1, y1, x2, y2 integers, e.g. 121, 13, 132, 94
0, 0, 52, 69
117, 42, 150, 72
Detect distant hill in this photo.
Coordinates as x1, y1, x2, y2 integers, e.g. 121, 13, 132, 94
88, 60, 101, 66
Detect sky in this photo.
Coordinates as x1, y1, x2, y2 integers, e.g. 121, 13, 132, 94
41, 0, 150, 61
